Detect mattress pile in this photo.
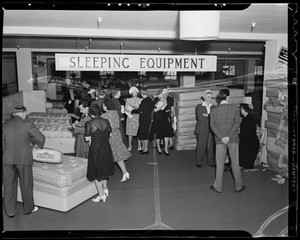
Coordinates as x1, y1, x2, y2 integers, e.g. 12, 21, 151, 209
264, 78, 288, 177
18, 155, 97, 212
27, 112, 76, 153
46, 101, 67, 113
171, 87, 245, 151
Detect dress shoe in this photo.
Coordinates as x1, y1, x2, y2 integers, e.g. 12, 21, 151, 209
196, 164, 202, 168
141, 150, 149, 155
8, 215, 15, 218
235, 185, 246, 193
169, 146, 174, 150
210, 185, 222, 193
25, 206, 39, 215
92, 194, 107, 203
163, 150, 169, 156
121, 172, 130, 182
103, 189, 109, 197
156, 149, 162, 155
128, 147, 132, 151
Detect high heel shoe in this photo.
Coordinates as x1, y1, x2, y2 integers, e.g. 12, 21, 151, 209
103, 189, 109, 197
156, 149, 162, 155
92, 194, 107, 203
142, 150, 149, 155
163, 150, 169, 156
128, 147, 132, 151
121, 172, 130, 182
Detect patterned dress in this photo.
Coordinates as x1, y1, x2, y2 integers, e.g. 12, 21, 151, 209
125, 97, 142, 136
102, 110, 132, 162
111, 97, 126, 144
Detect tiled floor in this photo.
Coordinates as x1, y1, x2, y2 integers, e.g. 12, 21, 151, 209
2, 146, 290, 237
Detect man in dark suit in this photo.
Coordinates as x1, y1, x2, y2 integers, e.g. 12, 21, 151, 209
194, 89, 216, 167
2, 105, 45, 217
210, 89, 245, 193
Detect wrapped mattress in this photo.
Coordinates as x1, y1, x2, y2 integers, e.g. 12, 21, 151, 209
44, 137, 76, 153
267, 150, 288, 178
264, 79, 288, 88
27, 112, 71, 120
18, 155, 97, 212
264, 120, 288, 133
171, 88, 244, 101
46, 107, 68, 113
33, 155, 89, 187
266, 137, 288, 156
264, 102, 287, 114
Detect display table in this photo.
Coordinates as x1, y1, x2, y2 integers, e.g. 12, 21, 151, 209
17, 155, 97, 212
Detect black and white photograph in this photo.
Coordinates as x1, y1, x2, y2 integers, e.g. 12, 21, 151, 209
2, 2, 298, 238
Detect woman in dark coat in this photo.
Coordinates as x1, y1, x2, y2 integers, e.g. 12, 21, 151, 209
239, 103, 260, 169
132, 88, 154, 154
85, 104, 115, 203
149, 89, 174, 156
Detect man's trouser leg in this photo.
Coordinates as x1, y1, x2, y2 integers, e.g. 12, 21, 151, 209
17, 165, 34, 214
3, 164, 18, 216
213, 144, 227, 192
228, 143, 244, 191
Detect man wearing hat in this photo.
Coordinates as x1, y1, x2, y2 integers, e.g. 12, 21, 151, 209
194, 89, 216, 167
2, 105, 45, 217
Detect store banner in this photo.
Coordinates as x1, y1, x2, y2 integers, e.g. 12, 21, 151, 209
55, 54, 217, 72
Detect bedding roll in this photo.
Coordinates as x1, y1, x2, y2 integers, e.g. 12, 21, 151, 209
33, 147, 63, 164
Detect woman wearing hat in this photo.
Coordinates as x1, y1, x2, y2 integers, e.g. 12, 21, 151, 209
150, 88, 174, 156
131, 88, 154, 154
102, 97, 131, 182
125, 87, 142, 151
239, 98, 260, 169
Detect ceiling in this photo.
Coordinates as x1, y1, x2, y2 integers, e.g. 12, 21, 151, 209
2, 3, 288, 54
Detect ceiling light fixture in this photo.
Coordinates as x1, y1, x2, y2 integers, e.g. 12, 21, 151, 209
118, 3, 122, 6
107, 3, 110, 6
97, 17, 102, 26
180, 11, 220, 40
251, 22, 256, 32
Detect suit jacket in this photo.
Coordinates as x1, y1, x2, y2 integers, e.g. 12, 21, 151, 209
194, 104, 215, 135
2, 115, 45, 165
210, 103, 240, 144
74, 114, 92, 135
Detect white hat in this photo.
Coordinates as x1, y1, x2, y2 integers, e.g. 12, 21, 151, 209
162, 88, 170, 94
204, 89, 212, 94
129, 86, 139, 95
242, 96, 252, 104
88, 88, 96, 94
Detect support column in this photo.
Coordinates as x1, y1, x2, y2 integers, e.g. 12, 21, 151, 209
246, 58, 256, 92
179, 73, 195, 88
16, 48, 33, 91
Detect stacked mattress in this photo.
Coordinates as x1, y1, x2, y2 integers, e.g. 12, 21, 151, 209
264, 78, 288, 177
27, 112, 76, 153
17, 155, 97, 212
171, 87, 245, 151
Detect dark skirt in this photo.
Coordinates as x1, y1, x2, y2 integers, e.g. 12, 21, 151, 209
239, 138, 260, 169
86, 141, 115, 181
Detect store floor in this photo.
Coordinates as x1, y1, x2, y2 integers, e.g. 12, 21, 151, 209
2, 144, 289, 237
